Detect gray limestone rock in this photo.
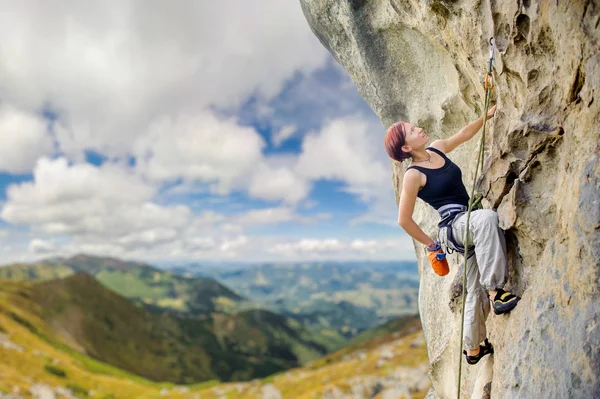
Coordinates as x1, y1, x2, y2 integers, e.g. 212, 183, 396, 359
29, 385, 54, 399
300, 0, 600, 397
261, 384, 282, 399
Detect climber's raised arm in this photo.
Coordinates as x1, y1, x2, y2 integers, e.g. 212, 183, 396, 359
430, 105, 496, 154
398, 169, 436, 248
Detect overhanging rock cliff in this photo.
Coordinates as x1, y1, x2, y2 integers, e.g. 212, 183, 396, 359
300, 1, 600, 397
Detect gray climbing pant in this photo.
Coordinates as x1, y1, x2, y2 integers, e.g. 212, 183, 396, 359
437, 209, 508, 350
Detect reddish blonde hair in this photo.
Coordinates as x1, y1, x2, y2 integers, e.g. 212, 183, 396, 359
384, 121, 411, 162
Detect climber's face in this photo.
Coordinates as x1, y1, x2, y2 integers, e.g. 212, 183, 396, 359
400, 122, 428, 152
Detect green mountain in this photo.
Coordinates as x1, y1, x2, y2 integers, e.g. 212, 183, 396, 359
0, 256, 419, 352
0, 262, 73, 281
8, 273, 338, 384
345, 313, 422, 348
285, 299, 380, 338
0, 275, 427, 398
176, 262, 420, 337
0, 254, 245, 315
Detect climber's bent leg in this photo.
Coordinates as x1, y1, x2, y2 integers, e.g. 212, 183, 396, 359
452, 209, 508, 290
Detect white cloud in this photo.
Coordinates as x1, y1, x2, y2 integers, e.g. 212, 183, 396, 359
28, 239, 56, 254
1, 230, 417, 265
134, 112, 265, 194
180, 237, 217, 252
0, 3, 412, 263
0, 105, 55, 173
295, 117, 390, 198
235, 207, 296, 226
268, 236, 416, 260
0, 1, 328, 158
117, 227, 179, 250
293, 116, 399, 225
270, 239, 344, 255
219, 235, 249, 254
229, 206, 331, 228
248, 163, 310, 204
0, 158, 195, 244
193, 211, 227, 227
272, 124, 297, 147
132, 112, 313, 204
0, 157, 335, 262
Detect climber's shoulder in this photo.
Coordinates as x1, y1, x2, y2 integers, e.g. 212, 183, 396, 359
429, 140, 448, 153
402, 167, 425, 191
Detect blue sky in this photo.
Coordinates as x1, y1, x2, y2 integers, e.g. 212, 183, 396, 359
0, 1, 416, 265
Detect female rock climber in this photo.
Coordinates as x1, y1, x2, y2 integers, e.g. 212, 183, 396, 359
384, 105, 520, 365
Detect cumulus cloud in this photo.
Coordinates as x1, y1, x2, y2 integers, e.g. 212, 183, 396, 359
0, 1, 328, 158
233, 206, 329, 226
219, 236, 249, 253
181, 237, 217, 252
0, 157, 191, 243
235, 207, 298, 226
0, 3, 412, 263
269, 236, 416, 260
295, 117, 390, 192
28, 239, 56, 255
0, 157, 336, 262
132, 112, 314, 204
270, 239, 344, 255
134, 112, 265, 194
247, 163, 310, 204
0, 105, 55, 173
294, 116, 398, 225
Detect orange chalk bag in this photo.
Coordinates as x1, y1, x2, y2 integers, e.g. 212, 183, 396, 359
426, 242, 449, 276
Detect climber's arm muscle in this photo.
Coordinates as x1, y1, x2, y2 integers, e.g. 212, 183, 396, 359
398, 170, 435, 247
430, 107, 496, 153
430, 125, 477, 154
398, 170, 420, 226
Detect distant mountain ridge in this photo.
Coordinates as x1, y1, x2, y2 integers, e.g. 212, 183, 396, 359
178, 261, 420, 337
0, 255, 419, 349
0, 254, 245, 315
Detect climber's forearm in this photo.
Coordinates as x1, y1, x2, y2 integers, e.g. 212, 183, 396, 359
399, 218, 435, 248
458, 116, 485, 142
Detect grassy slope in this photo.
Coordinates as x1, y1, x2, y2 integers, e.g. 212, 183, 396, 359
0, 279, 428, 399
345, 314, 422, 348
182, 315, 430, 399
0, 280, 177, 399
8, 274, 340, 384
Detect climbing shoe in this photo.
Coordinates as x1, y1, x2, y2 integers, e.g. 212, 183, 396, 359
463, 338, 494, 365
492, 289, 521, 315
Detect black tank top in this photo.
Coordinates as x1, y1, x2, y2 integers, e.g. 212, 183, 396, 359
406, 147, 469, 210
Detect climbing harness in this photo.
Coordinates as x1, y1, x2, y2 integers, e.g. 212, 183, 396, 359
456, 37, 496, 399
437, 193, 483, 257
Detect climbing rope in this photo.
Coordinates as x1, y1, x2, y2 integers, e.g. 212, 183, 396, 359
456, 37, 496, 399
